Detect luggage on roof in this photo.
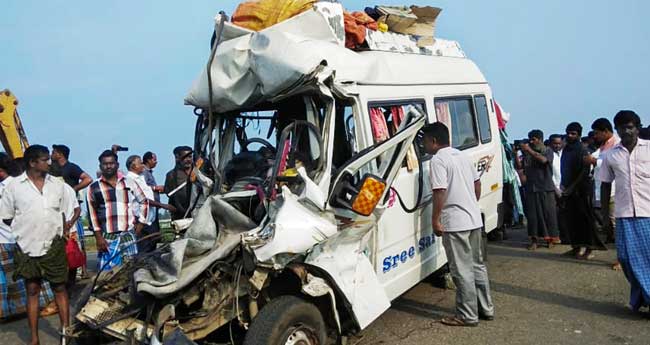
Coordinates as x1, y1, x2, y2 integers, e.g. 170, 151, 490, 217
232, 0, 316, 31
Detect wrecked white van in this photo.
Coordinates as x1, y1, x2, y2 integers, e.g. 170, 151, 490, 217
71, 6, 503, 345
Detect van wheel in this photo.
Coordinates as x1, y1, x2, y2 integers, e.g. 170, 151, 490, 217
244, 295, 327, 345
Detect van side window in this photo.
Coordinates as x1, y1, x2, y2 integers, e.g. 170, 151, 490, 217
434, 98, 478, 150
367, 100, 427, 169
474, 95, 492, 143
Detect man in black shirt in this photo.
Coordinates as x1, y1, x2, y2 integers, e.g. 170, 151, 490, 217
51, 145, 92, 193
521, 130, 560, 250
164, 146, 193, 220
560, 123, 606, 259
50, 144, 92, 278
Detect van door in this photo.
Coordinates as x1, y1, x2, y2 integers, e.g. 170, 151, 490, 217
328, 106, 426, 214
307, 107, 424, 330
361, 100, 441, 300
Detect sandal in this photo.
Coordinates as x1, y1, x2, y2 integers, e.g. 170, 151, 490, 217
612, 262, 622, 271
440, 316, 478, 327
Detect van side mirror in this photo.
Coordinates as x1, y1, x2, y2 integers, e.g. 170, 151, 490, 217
331, 173, 387, 216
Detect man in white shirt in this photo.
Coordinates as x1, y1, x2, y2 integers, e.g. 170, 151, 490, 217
424, 122, 494, 327
125, 155, 175, 252
549, 134, 564, 192
0, 152, 59, 320
600, 111, 650, 314
0, 145, 77, 345
549, 134, 569, 244
587, 118, 619, 244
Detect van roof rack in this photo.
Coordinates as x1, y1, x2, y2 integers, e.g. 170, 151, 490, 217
318, 3, 466, 58
358, 33, 466, 58
228, 2, 466, 58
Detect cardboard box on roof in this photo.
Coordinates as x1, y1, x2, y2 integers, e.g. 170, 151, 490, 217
415, 36, 435, 47
376, 6, 417, 33
374, 5, 442, 47
402, 6, 441, 36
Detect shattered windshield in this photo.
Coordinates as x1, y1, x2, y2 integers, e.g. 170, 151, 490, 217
205, 94, 327, 199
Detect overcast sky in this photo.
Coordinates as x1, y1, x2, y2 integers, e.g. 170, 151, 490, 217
3, 0, 649, 182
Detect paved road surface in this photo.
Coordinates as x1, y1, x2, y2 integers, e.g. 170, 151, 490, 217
1, 227, 648, 344
351, 227, 649, 345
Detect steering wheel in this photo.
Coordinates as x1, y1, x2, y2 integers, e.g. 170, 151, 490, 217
243, 138, 276, 155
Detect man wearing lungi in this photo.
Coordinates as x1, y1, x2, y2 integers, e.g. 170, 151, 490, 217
0, 145, 77, 345
0, 152, 57, 321
600, 110, 650, 314
87, 150, 149, 271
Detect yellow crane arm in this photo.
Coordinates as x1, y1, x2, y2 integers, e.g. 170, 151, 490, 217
0, 89, 29, 159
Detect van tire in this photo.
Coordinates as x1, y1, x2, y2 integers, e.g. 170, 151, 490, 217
244, 295, 327, 345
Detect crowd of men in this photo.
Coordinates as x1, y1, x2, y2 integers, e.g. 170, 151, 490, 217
0, 144, 194, 345
513, 110, 650, 315
426, 110, 649, 328
0, 112, 648, 342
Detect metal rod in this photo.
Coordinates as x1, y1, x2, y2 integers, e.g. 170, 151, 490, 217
167, 181, 188, 197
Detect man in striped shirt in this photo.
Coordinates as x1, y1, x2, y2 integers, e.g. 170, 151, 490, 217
87, 150, 149, 270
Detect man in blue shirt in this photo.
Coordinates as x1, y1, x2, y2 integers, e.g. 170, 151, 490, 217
141, 152, 164, 245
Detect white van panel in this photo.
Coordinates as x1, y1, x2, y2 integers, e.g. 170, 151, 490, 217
356, 83, 503, 301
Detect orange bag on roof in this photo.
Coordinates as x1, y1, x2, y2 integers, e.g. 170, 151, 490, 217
351, 11, 378, 31
232, 0, 316, 31
344, 11, 378, 48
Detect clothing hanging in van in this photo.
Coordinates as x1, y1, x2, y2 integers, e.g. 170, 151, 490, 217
370, 107, 390, 142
